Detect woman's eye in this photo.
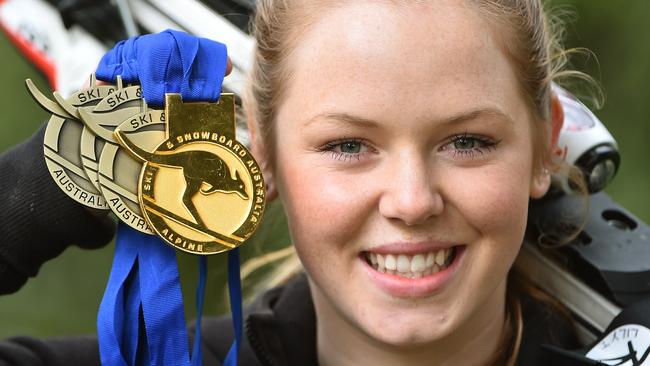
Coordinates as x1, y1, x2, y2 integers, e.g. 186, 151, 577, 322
453, 136, 478, 150
319, 139, 372, 162
333, 141, 359, 154
441, 133, 500, 159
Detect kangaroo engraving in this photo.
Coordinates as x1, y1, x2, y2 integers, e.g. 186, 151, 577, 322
115, 130, 249, 227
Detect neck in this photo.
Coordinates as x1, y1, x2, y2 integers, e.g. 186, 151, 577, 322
314, 281, 508, 366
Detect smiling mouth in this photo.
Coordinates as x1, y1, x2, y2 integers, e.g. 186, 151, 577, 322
362, 247, 459, 279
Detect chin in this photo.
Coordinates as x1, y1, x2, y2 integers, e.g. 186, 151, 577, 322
360, 317, 456, 349
343, 281, 464, 349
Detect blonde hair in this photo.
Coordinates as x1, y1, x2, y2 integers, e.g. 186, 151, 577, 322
243, 0, 599, 174
242, 0, 593, 364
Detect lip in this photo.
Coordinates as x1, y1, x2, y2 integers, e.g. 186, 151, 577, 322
360, 245, 465, 298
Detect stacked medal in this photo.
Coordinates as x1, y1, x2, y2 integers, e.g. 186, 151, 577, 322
27, 74, 266, 255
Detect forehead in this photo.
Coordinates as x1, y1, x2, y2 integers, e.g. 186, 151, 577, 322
280, 0, 528, 126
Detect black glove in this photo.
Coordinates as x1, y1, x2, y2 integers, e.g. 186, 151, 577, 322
0, 124, 116, 294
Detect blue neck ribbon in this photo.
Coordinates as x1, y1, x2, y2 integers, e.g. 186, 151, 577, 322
96, 29, 242, 366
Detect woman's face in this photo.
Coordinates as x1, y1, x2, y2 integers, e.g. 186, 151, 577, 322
269, 0, 550, 347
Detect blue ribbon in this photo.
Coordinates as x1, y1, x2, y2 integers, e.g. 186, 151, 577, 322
97, 223, 139, 366
96, 30, 240, 366
225, 249, 243, 366
98, 224, 191, 366
192, 256, 207, 366
137, 233, 191, 366
96, 29, 227, 107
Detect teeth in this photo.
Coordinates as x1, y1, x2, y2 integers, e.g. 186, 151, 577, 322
370, 252, 378, 266
426, 252, 434, 267
385, 254, 397, 271
368, 248, 456, 279
377, 254, 385, 269
435, 250, 446, 266
411, 254, 425, 272
396, 255, 410, 273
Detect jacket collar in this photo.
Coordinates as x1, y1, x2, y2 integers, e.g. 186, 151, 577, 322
245, 274, 318, 366
243, 274, 580, 366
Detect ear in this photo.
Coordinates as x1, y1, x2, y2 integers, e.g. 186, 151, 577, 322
530, 92, 564, 199
246, 108, 278, 201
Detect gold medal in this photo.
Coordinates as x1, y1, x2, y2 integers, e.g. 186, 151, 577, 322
98, 103, 166, 234
28, 75, 115, 210
78, 82, 143, 191
115, 94, 266, 255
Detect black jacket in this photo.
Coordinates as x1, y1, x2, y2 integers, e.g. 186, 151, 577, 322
0, 126, 583, 365
0, 272, 581, 365
201, 273, 583, 366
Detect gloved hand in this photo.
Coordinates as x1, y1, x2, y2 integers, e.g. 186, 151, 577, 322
0, 125, 115, 295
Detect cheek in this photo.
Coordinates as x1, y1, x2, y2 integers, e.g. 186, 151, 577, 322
445, 125, 535, 239
443, 157, 533, 280
452, 168, 530, 235
274, 153, 373, 256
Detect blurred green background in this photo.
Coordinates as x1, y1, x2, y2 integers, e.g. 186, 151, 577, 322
0, 0, 648, 338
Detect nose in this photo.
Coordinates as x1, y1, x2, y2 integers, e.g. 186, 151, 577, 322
378, 150, 444, 226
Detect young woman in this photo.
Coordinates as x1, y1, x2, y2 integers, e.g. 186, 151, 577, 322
0, 0, 587, 365
240, 0, 577, 364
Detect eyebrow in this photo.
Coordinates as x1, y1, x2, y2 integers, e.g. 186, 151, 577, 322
306, 112, 379, 128
306, 108, 515, 128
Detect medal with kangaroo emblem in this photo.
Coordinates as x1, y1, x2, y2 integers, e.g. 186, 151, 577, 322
27, 75, 115, 210
114, 93, 266, 255
77, 80, 143, 191
98, 101, 165, 234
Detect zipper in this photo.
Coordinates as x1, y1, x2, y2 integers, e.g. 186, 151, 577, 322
245, 317, 276, 366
